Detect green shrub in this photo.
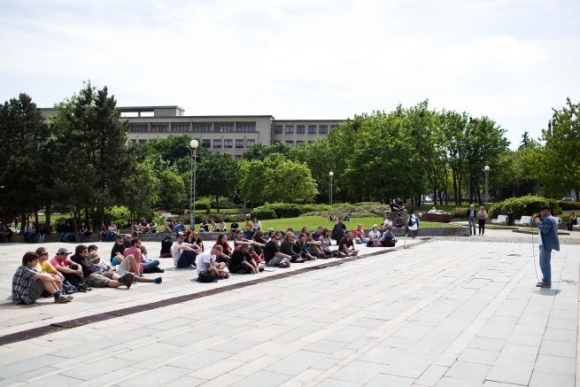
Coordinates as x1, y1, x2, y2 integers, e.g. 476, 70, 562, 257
194, 198, 211, 210
559, 201, 580, 211
251, 207, 277, 220
488, 195, 562, 218
106, 206, 131, 226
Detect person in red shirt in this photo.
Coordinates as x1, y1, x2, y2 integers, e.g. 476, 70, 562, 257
122, 238, 162, 284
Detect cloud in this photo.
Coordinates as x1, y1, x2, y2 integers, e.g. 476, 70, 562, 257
0, 0, 578, 147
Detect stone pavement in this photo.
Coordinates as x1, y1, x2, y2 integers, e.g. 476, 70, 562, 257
0, 229, 579, 386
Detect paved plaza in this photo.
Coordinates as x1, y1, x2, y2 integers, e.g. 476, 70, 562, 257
0, 229, 579, 386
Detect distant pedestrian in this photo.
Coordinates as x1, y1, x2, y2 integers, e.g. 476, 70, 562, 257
477, 206, 488, 235
466, 204, 476, 236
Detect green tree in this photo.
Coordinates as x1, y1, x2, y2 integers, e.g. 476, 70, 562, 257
241, 142, 293, 161
49, 82, 134, 229
196, 152, 239, 211
0, 93, 49, 228
157, 169, 185, 210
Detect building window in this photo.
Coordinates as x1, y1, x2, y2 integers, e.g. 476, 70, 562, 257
330, 124, 338, 131
213, 139, 222, 148
319, 125, 328, 134
224, 139, 233, 148
192, 123, 212, 132
286, 141, 294, 146
246, 139, 255, 148
172, 123, 190, 133
235, 139, 244, 148
151, 124, 169, 133
235, 155, 242, 159
296, 141, 303, 147
215, 122, 234, 133
202, 139, 211, 149
285, 125, 294, 134
236, 122, 256, 132
138, 139, 147, 144
129, 124, 148, 133
274, 125, 283, 134
308, 125, 317, 134
297, 125, 305, 134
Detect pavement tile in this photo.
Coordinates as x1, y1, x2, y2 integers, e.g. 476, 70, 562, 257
534, 354, 576, 375
265, 350, 327, 376
457, 347, 498, 365
434, 376, 481, 387
365, 373, 415, 387
486, 356, 534, 385
168, 349, 231, 371
61, 357, 136, 381
539, 339, 576, 358
414, 364, 447, 386
118, 365, 196, 387
444, 360, 491, 384
232, 370, 293, 387
316, 379, 363, 387
328, 360, 386, 384
529, 370, 575, 387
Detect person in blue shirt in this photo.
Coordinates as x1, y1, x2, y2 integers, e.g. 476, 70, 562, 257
535, 205, 560, 288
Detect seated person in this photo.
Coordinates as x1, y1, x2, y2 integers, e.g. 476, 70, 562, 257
567, 212, 577, 231
200, 219, 210, 232
24, 222, 37, 243
213, 234, 233, 263
78, 222, 92, 242
390, 198, 405, 212
218, 220, 227, 232
380, 226, 397, 247
339, 230, 359, 257
252, 230, 267, 263
148, 220, 157, 233
110, 235, 127, 265
320, 228, 344, 257
196, 245, 227, 281
174, 221, 186, 234
138, 243, 164, 273
12, 251, 73, 304
172, 232, 201, 268
353, 224, 369, 244
280, 232, 304, 263
298, 232, 317, 260
367, 224, 382, 247
228, 242, 260, 274
230, 221, 239, 238
263, 234, 292, 268
34, 247, 64, 290
139, 219, 150, 233
209, 220, 217, 232
160, 235, 173, 258
394, 213, 405, 228
105, 222, 118, 241
51, 247, 89, 291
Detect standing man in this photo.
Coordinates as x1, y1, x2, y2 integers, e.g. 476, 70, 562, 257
466, 204, 476, 236
535, 205, 560, 288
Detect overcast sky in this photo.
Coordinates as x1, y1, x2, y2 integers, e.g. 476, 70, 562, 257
1, 0, 579, 148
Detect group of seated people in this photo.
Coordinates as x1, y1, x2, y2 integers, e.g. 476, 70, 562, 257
169, 222, 399, 283
11, 236, 164, 305
131, 219, 158, 234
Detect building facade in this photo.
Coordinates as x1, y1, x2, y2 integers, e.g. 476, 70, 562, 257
41, 105, 343, 158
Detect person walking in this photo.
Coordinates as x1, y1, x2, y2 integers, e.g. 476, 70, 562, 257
466, 204, 476, 236
535, 205, 560, 288
477, 206, 488, 236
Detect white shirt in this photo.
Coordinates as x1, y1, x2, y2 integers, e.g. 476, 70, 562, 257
196, 251, 216, 273
408, 214, 418, 231
171, 242, 182, 267
368, 230, 381, 242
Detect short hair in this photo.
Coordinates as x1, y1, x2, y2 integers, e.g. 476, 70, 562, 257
34, 247, 46, 256
22, 251, 39, 266
131, 237, 140, 246
88, 245, 98, 252
75, 245, 88, 255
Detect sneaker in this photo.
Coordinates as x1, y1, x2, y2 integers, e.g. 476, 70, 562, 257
54, 295, 73, 303
154, 277, 162, 284
155, 267, 165, 273
77, 286, 87, 293
118, 273, 134, 289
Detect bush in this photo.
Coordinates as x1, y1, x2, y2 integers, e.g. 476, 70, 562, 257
488, 195, 562, 219
559, 201, 580, 211
251, 207, 277, 220
194, 198, 211, 211
106, 206, 131, 226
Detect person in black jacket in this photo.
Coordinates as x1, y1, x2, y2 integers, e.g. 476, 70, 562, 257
331, 217, 346, 245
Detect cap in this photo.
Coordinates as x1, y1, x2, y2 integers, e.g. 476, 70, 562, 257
372, 224, 378, 228
540, 205, 551, 211
268, 227, 275, 232
177, 231, 185, 237
57, 247, 71, 255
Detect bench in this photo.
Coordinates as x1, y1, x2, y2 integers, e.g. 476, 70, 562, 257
491, 215, 508, 225
553, 217, 562, 224
515, 216, 533, 226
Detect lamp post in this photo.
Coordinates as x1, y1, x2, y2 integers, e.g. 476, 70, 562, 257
329, 171, 334, 205
484, 165, 490, 205
188, 139, 199, 230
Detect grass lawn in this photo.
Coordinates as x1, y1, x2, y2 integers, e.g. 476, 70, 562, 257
261, 216, 460, 232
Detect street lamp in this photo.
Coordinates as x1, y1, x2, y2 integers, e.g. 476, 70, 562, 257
329, 171, 334, 205
188, 139, 199, 230
484, 165, 490, 205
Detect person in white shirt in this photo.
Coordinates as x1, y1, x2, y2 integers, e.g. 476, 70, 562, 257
172, 232, 201, 268
367, 224, 382, 247
196, 245, 226, 280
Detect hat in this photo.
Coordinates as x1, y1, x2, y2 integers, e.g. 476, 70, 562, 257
372, 224, 378, 228
245, 214, 251, 218
268, 227, 275, 232
540, 205, 551, 211
57, 247, 71, 255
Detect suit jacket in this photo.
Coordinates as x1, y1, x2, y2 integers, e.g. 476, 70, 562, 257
537, 215, 560, 252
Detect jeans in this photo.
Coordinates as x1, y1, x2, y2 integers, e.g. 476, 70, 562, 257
177, 251, 196, 268
539, 245, 552, 284
143, 260, 160, 271
468, 217, 476, 235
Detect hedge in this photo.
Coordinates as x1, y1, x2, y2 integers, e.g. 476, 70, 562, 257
559, 201, 580, 211
488, 195, 562, 218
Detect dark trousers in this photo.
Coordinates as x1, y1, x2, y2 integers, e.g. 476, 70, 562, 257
177, 251, 196, 268
478, 219, 486, 235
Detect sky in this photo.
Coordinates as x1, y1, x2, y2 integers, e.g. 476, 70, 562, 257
1, 0, 579, 148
